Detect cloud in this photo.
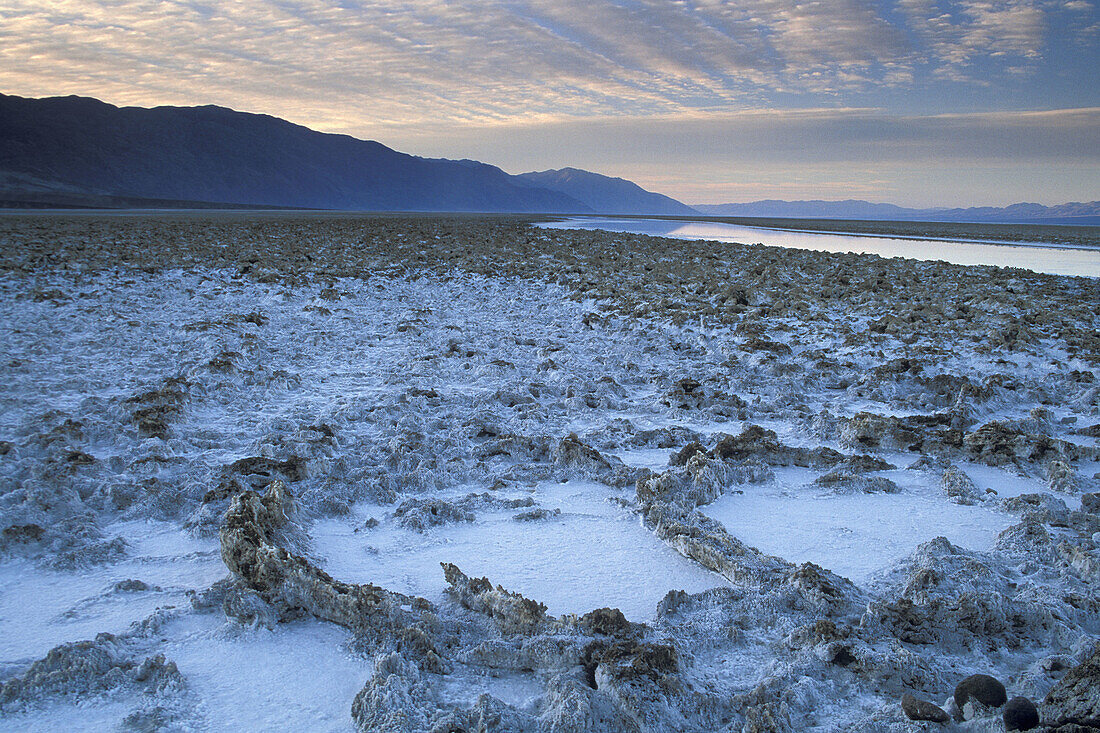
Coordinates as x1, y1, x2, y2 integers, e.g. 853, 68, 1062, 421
395, 106, 1100, 163
0, 0, 1090, 130
382, 106, 1100, 206
896, 0, 1051, 80
2, 1, 1094, 205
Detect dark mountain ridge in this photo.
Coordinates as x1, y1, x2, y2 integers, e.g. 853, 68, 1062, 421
515, 167, 697, 216
4, 93, 1092, 222
0, 94, 590, 213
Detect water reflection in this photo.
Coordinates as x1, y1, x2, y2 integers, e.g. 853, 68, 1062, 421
538, 218, 1100, 278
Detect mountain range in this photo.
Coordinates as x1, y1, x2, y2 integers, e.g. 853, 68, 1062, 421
1, 93, 1096, 223
0, 93, 684, 214
515, 168, 695, 216
693, 200, 1100, 225
0, 94, 586, 212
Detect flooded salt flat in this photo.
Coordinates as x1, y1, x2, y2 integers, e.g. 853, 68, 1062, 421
539, 217, 1100, 277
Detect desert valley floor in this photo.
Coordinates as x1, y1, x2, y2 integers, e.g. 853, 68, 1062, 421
0, 213, 1097, 732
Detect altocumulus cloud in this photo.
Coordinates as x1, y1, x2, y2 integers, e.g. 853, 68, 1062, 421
1, 0, 1096, 204
0, 0, 1093, 126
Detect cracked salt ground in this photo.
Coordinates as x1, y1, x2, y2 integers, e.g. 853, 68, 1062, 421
0, 698, 136, 732
615, 441, 1049, 585
434, 660, 546, 706
612, 447, 674, 471
312, 479, 729, 622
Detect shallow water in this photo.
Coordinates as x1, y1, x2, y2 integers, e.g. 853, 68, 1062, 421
539, 217, 1100, 277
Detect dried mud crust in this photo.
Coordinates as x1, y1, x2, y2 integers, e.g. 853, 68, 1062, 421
1, 212, 1098, 731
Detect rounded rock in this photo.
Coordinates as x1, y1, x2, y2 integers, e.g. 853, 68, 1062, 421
954, 674, 1007, 709
1003, 697, 1039, 731
901, 693, 950, 723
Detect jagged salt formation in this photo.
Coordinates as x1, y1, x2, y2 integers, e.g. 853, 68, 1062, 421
1, 213, 1097, 730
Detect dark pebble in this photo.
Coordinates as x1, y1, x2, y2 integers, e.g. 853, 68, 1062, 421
954, 673, 1007, 709
1003, 696, 1039, 731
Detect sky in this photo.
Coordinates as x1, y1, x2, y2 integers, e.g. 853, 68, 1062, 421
1, 0, 1097, 207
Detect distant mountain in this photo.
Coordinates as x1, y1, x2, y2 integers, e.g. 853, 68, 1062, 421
693, 199, 1100, 224
515, 167, 697, 216
0, 93, 589, 212
7, 93, 1088, 221
694, 200, 913, 220
935, 201, 1100, 224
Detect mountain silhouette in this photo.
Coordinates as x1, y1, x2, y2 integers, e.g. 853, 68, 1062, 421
0, 93, 589, 212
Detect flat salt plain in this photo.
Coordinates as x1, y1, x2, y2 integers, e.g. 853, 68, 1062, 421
312, 479, 726, 621
0, 213, 1097, 732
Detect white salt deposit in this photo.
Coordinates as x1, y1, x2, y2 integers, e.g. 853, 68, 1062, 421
700, 468, 1022, 584
313, 479, 729, 622
0, 521, 222, 662
161, 615, 366, 733
1, 216, 1095, 731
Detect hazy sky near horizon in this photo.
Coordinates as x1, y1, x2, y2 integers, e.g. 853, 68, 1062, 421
2, 0, 1097, 207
